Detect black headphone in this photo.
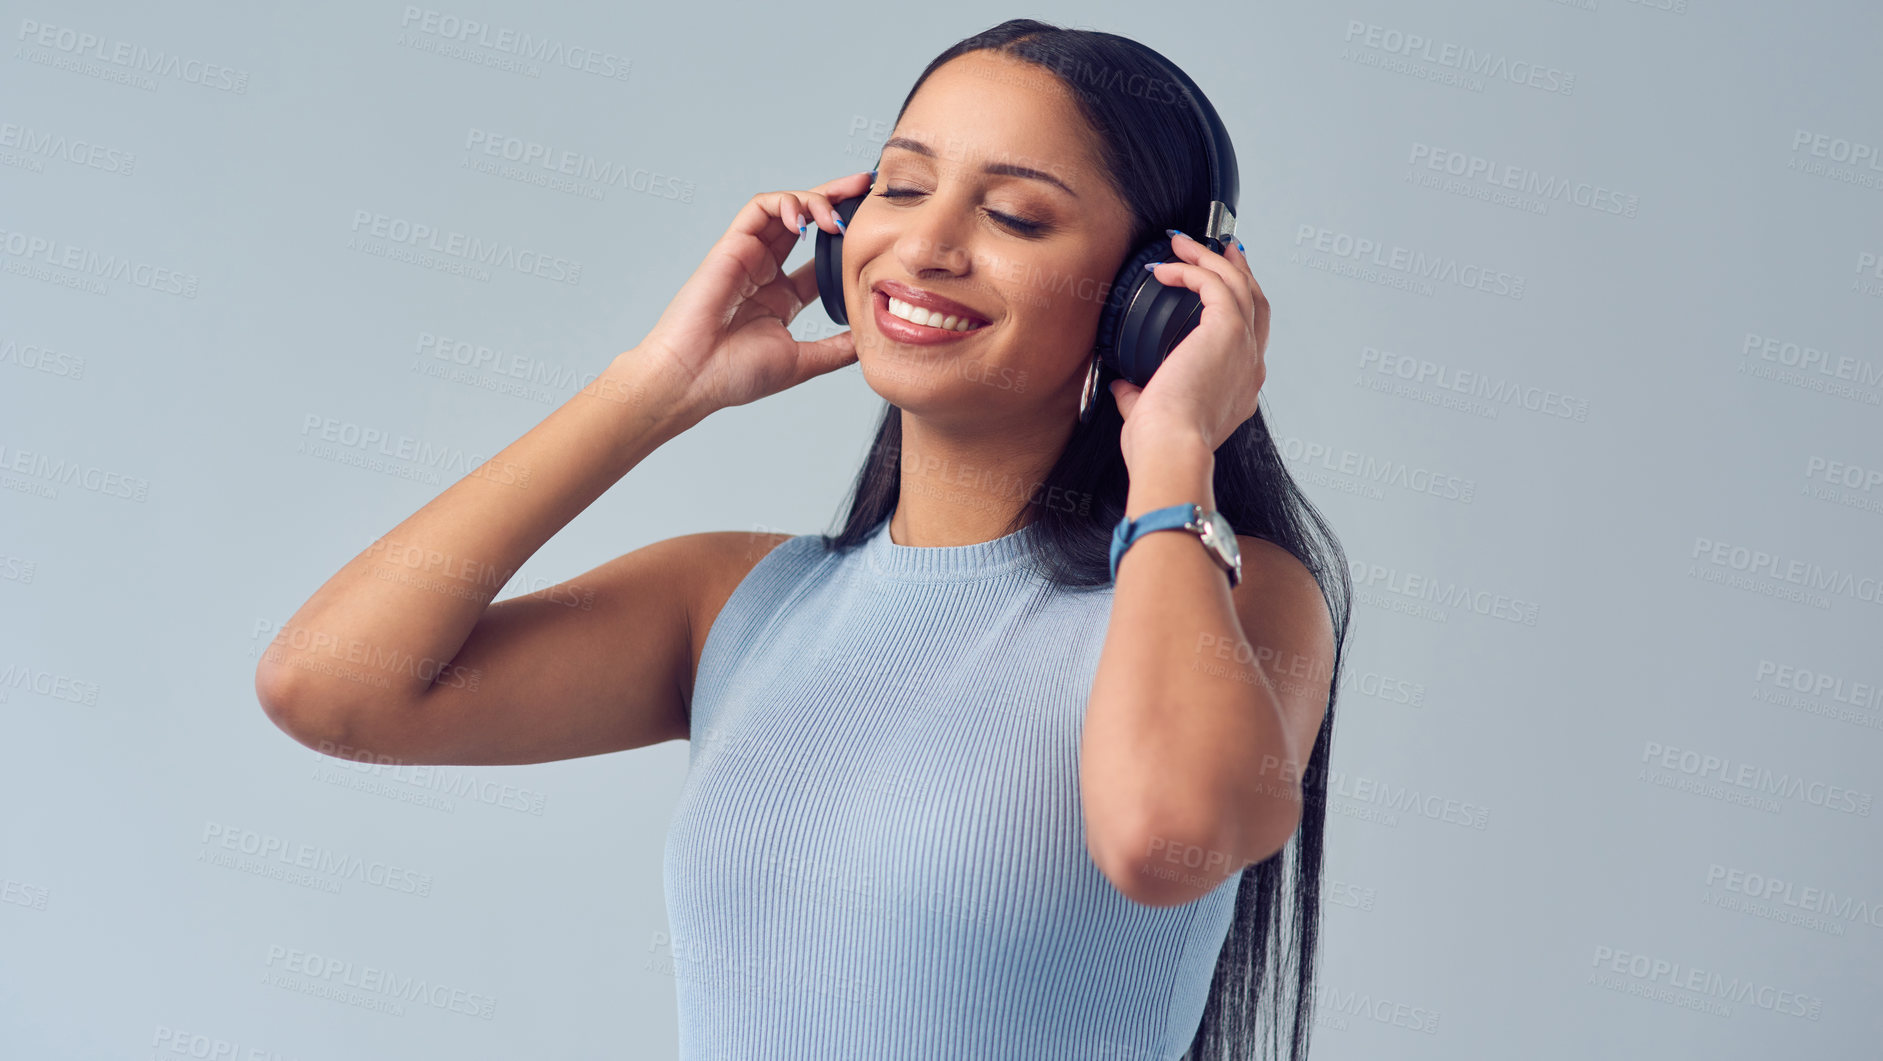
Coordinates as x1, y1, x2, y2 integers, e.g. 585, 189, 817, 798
813, 42, 1238, 407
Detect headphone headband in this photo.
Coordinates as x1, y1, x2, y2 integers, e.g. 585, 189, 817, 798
1125, 41, 1239, 246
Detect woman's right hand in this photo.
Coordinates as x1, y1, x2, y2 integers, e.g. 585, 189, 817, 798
636, 170, 873, 417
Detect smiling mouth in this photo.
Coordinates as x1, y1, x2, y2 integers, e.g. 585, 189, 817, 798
883, 294, 988, 333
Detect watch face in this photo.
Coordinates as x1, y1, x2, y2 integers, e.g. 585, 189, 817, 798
1208, 510, 1240, 562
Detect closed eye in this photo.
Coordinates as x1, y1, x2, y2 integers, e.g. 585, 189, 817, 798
877, 186, 1047, 236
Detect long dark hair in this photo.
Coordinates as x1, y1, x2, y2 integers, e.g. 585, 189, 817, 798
815, 19, 1353, 1061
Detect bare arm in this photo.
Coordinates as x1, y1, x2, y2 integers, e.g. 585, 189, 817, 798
254, 351, 711, 763
254, 173, 869, 766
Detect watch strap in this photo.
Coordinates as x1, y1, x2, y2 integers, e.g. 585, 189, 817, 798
1109, 503, 1204, 581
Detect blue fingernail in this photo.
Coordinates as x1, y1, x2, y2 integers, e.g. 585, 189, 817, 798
1236, 238, 1245, 253
1142, 262, 1158, 272
869, 168, 878, 183
798, 220, 808, 237
834, 215, 846, 232
1165, 228, 1186, 240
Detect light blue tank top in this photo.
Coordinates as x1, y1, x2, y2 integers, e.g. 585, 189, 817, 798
661, 515, 1239, 1060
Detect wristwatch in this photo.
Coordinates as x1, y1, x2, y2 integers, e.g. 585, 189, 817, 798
1109, 503, 1242, 588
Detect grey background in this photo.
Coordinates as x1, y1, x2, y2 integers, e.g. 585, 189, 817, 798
3, 0, 1880, 1057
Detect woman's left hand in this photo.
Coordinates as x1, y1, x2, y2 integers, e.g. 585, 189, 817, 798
1108, 232, 1269, 467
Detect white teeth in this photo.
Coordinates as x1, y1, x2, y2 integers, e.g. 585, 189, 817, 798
887, 295, 983, 332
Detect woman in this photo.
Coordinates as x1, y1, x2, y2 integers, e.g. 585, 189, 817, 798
256, 18, 1350, 1061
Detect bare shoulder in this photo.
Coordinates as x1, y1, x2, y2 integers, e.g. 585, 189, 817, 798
1229, 533, 1337, 753
1231, 536, 1335, 655
665, 529, 801, 707
1233, 535, 1324, 600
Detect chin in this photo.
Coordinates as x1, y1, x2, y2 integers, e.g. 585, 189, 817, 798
858, 357, 939, 400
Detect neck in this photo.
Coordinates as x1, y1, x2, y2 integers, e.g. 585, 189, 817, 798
887, 407, 1073, 547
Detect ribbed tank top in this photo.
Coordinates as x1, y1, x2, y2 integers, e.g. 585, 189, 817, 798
660, 515, 1239, 1060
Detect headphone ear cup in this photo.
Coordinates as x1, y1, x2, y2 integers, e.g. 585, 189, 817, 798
814, 194, 866, 325
1121, 278, 1207, 388
1095, 240, 1176, 387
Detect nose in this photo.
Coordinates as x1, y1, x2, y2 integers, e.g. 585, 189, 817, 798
892, 198, 973, 277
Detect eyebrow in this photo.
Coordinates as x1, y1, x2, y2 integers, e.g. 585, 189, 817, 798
881, 136, 1079, 199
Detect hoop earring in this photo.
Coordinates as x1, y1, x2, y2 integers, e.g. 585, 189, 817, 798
1077, 353, 1102, 425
